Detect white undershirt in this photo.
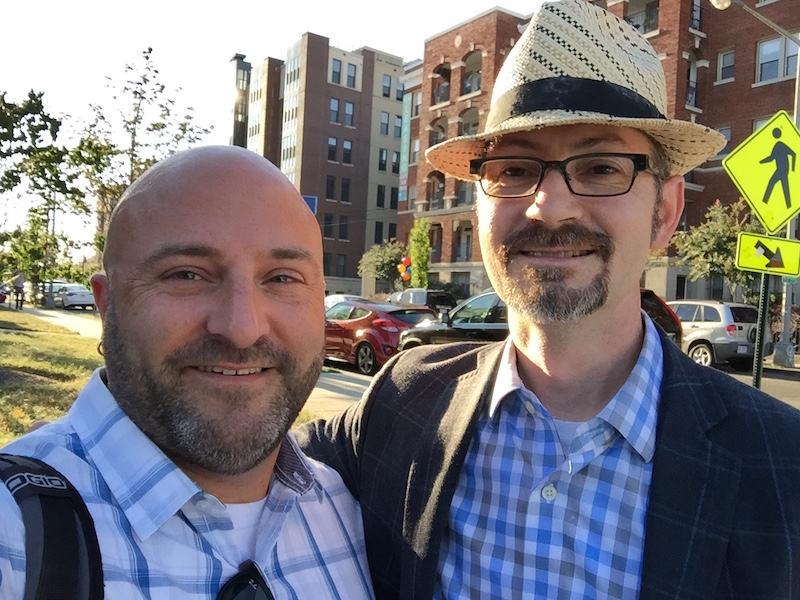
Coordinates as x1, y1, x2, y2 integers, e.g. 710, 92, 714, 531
223, 497, 269, 566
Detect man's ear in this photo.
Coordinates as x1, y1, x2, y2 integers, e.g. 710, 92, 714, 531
651, 175, 685, 250
90, 274, 110, 320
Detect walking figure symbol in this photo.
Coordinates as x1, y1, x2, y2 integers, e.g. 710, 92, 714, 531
760, 128, 796, 209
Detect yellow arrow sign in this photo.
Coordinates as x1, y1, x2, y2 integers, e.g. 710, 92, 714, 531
736, 232, 800, 277
723, 111, 800, 234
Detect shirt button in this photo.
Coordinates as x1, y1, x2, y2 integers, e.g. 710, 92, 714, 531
196, 498, 214, 511
541, 484, 558, 502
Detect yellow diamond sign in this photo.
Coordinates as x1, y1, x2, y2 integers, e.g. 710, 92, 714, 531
736, 232, 800, 277
723, 111, 800, 234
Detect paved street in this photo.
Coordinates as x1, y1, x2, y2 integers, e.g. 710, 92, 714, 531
14, 306, 800, 412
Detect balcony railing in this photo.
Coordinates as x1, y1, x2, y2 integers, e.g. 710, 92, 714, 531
461, 72, 482, 96
428, 191, 444, 211
431, 83, 450, 105
456, 183, 476, 206
626, 2, 659, 34
686, 80, 697, 107
454, 246, 472, 262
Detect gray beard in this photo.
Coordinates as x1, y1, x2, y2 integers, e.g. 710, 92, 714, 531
102, 299, 323, 475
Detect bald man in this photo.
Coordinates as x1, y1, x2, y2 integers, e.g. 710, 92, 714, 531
0, 147, 374, 599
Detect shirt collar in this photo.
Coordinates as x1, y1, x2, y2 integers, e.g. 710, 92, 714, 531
489, 311, 663, 462
68, 369, 322, 540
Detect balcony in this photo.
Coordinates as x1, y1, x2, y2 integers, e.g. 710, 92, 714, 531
428, 192, 444, 211
626, 2, 659, 34
461, 71, 482, 96
456, 182, 476, 207
431, 82, 450, 106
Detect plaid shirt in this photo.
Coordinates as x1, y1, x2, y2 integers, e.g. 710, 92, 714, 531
0, 370, 374, 599
435, 314, 663, 599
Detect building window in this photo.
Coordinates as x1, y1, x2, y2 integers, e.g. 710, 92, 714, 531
336, 254, 347, 277
374, 221, 384, 244
332, 59, 341, 84
396, 81, 404, 101
377, 184, 386, 207
456, 181, 476, 206
459, 108, 480, 136
341, 178, 351, 203
461, 51, 482, 95
394, 115, 402, 138
345, 102, 354, 126
690, 0, 702, 30
323, 252, 331, 276
625, 1, 659, 34
392, 151, 400, 174
430, 116, 447, 146
432, 65, 451, 105
718, 50, 734, 82
326, 175, 336, 200
413, 92, 422, 117
757, 36, 799, 83
342, 140, 353, 164
380, 111, 390, 135
410, 138, 420, 164
428, 173, 445, 210
754, 117, 770, 132
323, 214, 334, 238
378, 148, 387, 171
390, 186, 399, 209
330, 98, 340, 123
328, 137, 337, 161
408, 186, 417, 209
347, 64, 357, 88
339, 216, 349, 240
388, 223, 396, 239
715, 126, 731, 155
383, 74, 392, 97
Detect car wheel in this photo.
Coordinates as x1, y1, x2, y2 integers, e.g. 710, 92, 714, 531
356, 342, 377, 375
689, 342, 714, 367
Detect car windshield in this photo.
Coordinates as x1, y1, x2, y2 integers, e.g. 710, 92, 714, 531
64, 285, 88, 292
729, 306, 758, 323
388, 309, 436, 324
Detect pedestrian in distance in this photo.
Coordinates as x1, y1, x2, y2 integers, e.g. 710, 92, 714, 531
297, 0, 800, 598
0, 146, 374, 599
12, 269, 26, 310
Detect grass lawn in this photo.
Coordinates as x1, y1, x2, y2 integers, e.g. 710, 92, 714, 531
0, 306, 318, 447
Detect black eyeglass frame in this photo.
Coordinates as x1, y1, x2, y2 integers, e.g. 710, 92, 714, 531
468, 152, 652, 198
217, 560, 275, 600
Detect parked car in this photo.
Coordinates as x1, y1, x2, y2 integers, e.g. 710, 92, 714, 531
387, 288, 458, 315
398, 289, 682, 351
325, 300, 437, 374
666, 299, 769, 370
324, 293, 364, 309
53, 284, 95, 310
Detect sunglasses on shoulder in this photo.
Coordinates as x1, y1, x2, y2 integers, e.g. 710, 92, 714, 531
217, 560, 275, 600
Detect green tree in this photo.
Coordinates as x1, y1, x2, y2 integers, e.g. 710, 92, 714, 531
358, 239, 407, 290
672, 199, 763, 303
76, 47, 211, 236
408, 218, 431, 288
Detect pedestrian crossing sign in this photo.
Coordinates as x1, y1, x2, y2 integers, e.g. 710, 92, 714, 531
723, 111, 800, 234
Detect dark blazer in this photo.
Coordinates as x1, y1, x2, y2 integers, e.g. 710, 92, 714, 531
297, 331, 800, 599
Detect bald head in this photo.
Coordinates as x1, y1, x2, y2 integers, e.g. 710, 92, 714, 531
103, 146, 321, 276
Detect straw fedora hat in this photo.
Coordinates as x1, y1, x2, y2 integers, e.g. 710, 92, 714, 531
426, 0, 727, 179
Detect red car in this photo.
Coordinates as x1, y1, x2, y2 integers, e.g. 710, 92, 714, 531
325, 300, 437, 374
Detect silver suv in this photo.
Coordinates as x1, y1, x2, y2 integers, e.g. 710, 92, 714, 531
666, 300, 762, 369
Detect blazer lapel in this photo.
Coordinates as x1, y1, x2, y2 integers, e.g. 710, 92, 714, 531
640, 337, 742, 599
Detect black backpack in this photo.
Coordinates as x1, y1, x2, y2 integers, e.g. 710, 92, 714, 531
0, 454, 103, 599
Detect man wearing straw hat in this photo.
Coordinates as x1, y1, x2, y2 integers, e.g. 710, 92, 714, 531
298, 0, 800, 597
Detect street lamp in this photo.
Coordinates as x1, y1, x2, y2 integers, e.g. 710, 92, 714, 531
710, 0, 800, 367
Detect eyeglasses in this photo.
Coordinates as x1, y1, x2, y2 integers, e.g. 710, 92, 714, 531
217, 561, 275, 600
469, 153, 652, 198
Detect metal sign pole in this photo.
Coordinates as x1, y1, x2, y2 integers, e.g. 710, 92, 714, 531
752, 272, 770, 388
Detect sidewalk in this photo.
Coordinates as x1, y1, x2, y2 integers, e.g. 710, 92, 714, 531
21, 306, 103, 339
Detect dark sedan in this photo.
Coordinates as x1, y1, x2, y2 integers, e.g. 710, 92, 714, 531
325, 300, 437, 374
398, 290, 682, 351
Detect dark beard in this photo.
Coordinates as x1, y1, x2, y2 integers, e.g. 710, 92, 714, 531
102, 298, 323, 475
495, 223, 614, 322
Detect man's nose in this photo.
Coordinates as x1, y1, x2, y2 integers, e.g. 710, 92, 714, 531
206, 280, 269, 349
524, 166, 585, 225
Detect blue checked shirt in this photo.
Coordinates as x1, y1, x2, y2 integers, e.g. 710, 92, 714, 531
0, 369, 374, 599
435, 313, 663, 599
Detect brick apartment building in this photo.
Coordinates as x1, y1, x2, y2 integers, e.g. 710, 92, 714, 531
232, 35, 404, 295
397, 0, 798, 302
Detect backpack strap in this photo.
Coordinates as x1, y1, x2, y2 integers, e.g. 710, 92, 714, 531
0, 454, 103, 600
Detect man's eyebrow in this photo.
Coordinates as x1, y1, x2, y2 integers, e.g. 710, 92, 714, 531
270, 247, 314, 261
146, 244, 223, 263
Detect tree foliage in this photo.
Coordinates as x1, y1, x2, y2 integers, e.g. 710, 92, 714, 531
408, 218, 431, 288
75, 47, 211, 235
358, 239, 407, 289
672, 199, 763, 302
